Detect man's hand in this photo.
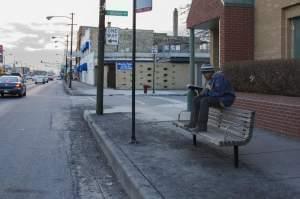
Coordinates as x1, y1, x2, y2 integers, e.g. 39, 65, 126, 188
206, 83, 212, 90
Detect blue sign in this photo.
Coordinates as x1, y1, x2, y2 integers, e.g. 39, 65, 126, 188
136, 0, 152, 13
117, 62, 132, 71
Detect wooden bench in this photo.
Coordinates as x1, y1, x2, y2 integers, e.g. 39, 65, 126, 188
174, 107, 255, 168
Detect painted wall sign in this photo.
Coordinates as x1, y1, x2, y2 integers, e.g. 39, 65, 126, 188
116, 62, 132, 70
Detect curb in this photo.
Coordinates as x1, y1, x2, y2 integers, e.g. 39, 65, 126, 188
63, 82, 74, 96
83, 110, 163, 199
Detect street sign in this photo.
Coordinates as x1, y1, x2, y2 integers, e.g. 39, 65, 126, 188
105, 10, 128, 16
116, 62, 132, 71
106, 27, 119, 45
136, 0, 152, 13
151, 46, 158, 55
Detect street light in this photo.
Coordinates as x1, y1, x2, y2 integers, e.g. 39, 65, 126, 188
47, 13, 74, 89
51, 35, 69, 81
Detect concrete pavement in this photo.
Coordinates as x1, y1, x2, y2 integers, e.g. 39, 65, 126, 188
84, 110, 300, 199
64, 79, 300, 198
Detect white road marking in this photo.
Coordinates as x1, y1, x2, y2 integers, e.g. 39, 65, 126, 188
135, 100, 146, 105
150, 96, 184, 104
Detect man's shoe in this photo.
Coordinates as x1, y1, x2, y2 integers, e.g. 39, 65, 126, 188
184, 123, 196, 128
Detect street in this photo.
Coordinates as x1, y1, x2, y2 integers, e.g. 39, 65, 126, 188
0, 81, 128, 199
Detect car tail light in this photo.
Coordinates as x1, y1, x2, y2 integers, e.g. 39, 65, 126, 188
16, 83, 22, 88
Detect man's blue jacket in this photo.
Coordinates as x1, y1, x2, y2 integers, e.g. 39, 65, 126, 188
203, 71, 236, 107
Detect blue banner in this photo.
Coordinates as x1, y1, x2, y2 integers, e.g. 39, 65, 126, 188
117, 62, 132, 70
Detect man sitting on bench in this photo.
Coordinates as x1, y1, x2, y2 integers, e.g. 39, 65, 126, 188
185, 64, 236, 132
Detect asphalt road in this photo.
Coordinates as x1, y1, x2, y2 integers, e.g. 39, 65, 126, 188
0, 81, 128, 199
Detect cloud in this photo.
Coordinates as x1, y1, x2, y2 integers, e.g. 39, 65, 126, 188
0, 22, 68, 71
24, 47, 44, 52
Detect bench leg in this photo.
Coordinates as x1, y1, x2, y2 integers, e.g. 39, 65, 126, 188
234, 145, 239, 168
193, 135, 197, 146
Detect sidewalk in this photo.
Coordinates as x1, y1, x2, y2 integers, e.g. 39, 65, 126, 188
64, 80, 187, 96
84, 110, 300, 199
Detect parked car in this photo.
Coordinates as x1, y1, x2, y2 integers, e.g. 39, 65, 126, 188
25, 75, 33, 81
34, 75, 46, 84
0, 76, 27, 97
43, 76, 49, 83
47, 74, 55, 81
10, 72, 23, 78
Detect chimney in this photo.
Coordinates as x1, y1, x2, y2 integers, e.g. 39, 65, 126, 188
173, 8, 178, 37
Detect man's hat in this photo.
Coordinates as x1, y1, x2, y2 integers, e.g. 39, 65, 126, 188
200, 64, 215, 73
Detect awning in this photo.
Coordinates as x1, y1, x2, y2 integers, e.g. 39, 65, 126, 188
81, 63, 88, 71
77, 63, 88, 72
80, 41, 90, 53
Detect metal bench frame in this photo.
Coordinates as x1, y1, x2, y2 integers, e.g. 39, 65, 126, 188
174, 107, 255, 168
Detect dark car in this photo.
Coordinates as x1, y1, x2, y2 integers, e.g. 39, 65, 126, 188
10, 72, 23, 78
0, 76, 27, 97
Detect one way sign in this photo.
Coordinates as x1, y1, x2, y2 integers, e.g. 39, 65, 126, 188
106, 27, 119, 45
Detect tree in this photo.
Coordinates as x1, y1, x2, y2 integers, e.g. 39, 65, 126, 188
179, 3, 210, 43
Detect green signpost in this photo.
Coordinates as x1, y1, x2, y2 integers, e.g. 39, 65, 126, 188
105, 10, 128, 16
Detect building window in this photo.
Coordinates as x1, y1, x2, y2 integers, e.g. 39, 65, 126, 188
164, 45, 169, 51
292, 17, 300, 59
170, 45, 176, 51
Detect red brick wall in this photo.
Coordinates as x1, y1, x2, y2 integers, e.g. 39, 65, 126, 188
220, 6, 254, 66
187, 0, 223, 28
233, 94, 300, 137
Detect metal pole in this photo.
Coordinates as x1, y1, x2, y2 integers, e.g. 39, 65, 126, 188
131, 0, 137, 143
3, 51, 5, 72
96, 0, 105, 115
65, 35, 69, 82
152, 54, 155, 94
187, 28, 195, 111
69, 13, 74, 89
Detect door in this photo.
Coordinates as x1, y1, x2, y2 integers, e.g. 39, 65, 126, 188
294, 17, 300, 59
107, 65, 116, 88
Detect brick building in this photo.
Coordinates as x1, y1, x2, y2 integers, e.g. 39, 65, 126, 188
187, 0, 300, 67
187, 0, 300, 136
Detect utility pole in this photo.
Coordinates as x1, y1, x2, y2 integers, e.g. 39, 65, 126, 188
187, 28, 195, 111
131, 0, 137, 143
69, 13, 74, 89
65, 35, 69, 82
152, 46, 157, 94
96, 0, 106, 115
152, 54, 156, 93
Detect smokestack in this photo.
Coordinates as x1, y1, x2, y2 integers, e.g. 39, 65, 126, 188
173, 8, 178, 37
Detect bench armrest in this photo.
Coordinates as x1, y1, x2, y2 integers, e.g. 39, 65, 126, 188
178, 110, 191, 122
224, 123, 244, 141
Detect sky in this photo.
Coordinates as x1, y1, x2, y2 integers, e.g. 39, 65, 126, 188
0, 0, 191, 72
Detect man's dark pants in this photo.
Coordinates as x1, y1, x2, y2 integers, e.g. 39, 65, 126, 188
190, 95, 220, 130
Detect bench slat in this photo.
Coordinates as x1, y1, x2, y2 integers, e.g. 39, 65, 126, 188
175, 107, 255, 146
198, 127, 247, 146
